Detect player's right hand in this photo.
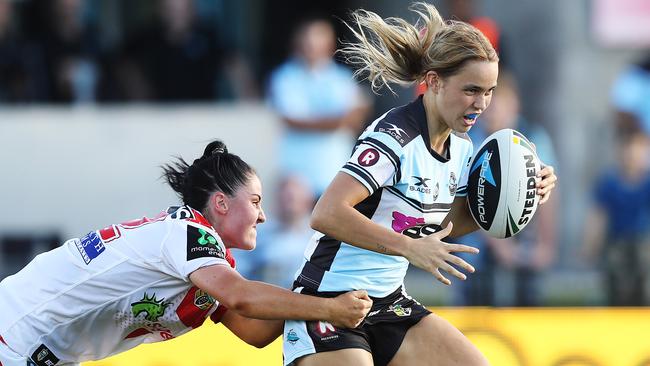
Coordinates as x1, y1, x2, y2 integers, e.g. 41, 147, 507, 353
328, 290, 372, 328
404, 222, 479, 286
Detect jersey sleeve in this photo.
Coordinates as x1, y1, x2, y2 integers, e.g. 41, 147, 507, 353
341, 131, 404, 195
455, 140, 474, 197
210, 304, 229, 324
160, 221, 232, 281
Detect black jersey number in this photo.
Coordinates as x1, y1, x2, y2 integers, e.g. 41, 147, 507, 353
402, 224, 442, 239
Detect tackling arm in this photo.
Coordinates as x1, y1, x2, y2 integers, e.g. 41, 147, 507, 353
189, 264, 371, 328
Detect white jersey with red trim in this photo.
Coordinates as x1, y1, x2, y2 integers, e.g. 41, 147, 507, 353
0, 206, 233, 365
294, 96, 473, 297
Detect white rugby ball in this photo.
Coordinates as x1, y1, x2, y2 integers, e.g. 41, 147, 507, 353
466, 128, 542, 238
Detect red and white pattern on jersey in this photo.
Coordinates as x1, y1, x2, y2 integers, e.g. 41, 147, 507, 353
98, 207, 215, 244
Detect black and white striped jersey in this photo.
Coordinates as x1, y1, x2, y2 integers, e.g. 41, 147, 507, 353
295, 96, 474, 297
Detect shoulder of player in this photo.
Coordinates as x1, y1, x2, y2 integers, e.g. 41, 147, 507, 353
165, 206, 222, 239
366, 105, 421, 148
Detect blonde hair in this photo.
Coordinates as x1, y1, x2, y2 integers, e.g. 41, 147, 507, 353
341, 2, 498, 93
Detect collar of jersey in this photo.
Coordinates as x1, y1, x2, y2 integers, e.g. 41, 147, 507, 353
408, 95, 451, 163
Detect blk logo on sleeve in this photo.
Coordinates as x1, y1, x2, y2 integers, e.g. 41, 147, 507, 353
186, 226, 225, 261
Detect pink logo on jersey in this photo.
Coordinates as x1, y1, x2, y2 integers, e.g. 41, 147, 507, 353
358, 148, 380, 167
391, 211, 424, 233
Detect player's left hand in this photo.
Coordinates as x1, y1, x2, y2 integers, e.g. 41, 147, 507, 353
536, 165, 557, 205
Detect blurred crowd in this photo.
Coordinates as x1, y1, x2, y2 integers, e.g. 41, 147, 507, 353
0, 0, 258, 103
2, 0, 650, 307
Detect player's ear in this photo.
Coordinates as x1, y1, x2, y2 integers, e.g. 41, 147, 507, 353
425, 71, 441, 93
211, 192, 229, 215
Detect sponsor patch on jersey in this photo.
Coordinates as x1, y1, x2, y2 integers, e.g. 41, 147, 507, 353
377, 122, 409, 145
187, 225, 225, 261
449, 171, 458, 195
286, 329, 300, 345
358, 148, 380, 167
75, 231, 106, 265
409, 176, 439, 200
168, 205, 195, 220
30, 344, 59, 366
388, 304, 412, 317
309, 321, 339, 342
176, 287, 216, 328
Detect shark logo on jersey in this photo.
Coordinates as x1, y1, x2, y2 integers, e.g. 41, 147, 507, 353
449, 172, 458, 196
378, 122, 409, 144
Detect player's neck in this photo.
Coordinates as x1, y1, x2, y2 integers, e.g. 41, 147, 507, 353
422, 92, 451, 155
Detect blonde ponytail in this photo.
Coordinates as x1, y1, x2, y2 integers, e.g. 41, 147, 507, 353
341, 2, 497, 93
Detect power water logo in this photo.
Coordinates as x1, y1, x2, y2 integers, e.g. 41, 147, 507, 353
470, 150, 496, 224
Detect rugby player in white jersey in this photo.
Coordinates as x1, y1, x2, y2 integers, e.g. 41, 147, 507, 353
282, 3, 557, 366
0, 140, 372, 366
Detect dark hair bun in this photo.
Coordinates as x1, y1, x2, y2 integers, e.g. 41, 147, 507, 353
203, 140, 228, 158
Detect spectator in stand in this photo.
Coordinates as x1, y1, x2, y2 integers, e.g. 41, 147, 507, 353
235, 174, 316, 288
25, 0, 100, 103
582, 129, 650, 306
0, 0, 48, 102
268, 17, 370, 196
108, 0, 257, 102
610, 52, 650, 137
459, 71, 558, 306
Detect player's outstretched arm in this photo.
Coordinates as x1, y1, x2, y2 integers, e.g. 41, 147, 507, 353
441, 196, 479, 238
311, 172, 478, 285
189, 265, 371, 328
219, 310, 284, 348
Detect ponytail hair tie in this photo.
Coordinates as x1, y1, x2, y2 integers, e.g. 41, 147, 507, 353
211, 147, 226, 155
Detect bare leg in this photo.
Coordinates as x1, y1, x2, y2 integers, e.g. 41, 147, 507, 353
388, 314, 488, 366
295, 348, 374, 366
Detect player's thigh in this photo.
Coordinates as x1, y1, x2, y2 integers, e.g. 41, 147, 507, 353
388, 313, 488, 366
295, 348, 373, 366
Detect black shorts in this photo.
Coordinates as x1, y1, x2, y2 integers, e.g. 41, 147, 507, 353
283, 286, 431, 366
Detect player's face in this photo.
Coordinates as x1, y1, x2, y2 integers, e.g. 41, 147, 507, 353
436, 60, 498, 133
220, 174, 266, 251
